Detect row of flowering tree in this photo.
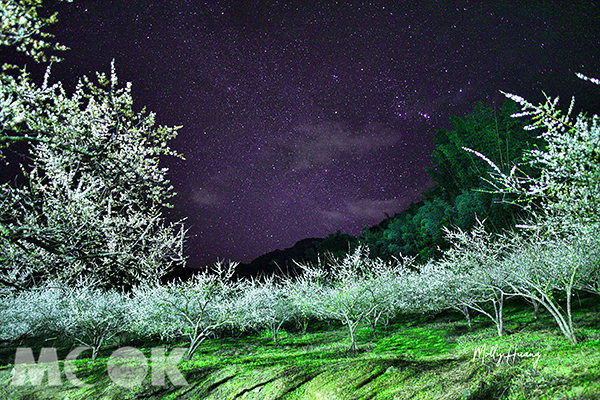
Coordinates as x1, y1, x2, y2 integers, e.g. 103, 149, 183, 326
429, 221, 600, 345
0, 249, 406, 356
1, 222, 599, 359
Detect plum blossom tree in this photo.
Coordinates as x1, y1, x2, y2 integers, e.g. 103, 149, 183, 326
234, 276, 295, 344
436, 220, 514, 337
295, 246, 381, 352
461, 74, 600, 343
129, 261, 240, 361
416, 260, 474, 328
1, 2, 186, 289
362, 256, 412, 339
57, 278, 130, 360
0, 281, 67, 342
285, 259, 328, 335
501, 225, 600, 344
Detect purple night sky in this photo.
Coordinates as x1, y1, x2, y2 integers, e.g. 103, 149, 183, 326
38, 0, 600, 269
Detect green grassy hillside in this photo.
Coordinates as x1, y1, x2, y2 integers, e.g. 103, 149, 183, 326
1, 297, 599, 399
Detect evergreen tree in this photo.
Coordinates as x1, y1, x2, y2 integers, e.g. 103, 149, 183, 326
360, 100, 536, 263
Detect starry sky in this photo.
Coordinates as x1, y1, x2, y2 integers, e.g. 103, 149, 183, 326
33, 0, 600, 268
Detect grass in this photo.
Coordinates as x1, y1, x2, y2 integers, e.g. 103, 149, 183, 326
1, 295, 599, 399
372, 325, 453, 357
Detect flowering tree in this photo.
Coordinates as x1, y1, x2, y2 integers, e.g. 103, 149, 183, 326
567, 225, 600, 297
436, 220, 514, 336
130, 261, 240, 360
501, 226, 600, 344
416, 260, 473, 327
55, 280, 130, 360
362, 256, 412, 339
234, 276, 296, 344
295, 246, 381, 352
0, 281, 67, 342
285, 260, 327, 335
460, 74, 600, 343
464, 73, 600, 231
577, 255, 600, 296
1, 2, 186, 289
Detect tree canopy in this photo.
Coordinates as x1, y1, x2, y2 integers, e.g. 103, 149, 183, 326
1, 1, 186, 289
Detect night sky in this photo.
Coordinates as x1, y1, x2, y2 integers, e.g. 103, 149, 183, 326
28, 0, 600, 268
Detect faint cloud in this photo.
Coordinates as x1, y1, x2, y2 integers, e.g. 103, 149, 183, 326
345, 198, 401, 219
191, 187, 221, 207
317, 208, 349, 232
318, 209, 347, 222
287, 121, 400, 170
318, 198, 403, 224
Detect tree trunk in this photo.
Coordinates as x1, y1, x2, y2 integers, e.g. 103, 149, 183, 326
370, 313, 381, 340
462, 306, 472, 329
301, 317, 309, 335
567, 268, 577, 343
186, 335, 206, 361
532, 298, 540, 319
347, 322, 357, 352
494, 291, 504, 337
536, 293, 578, 345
